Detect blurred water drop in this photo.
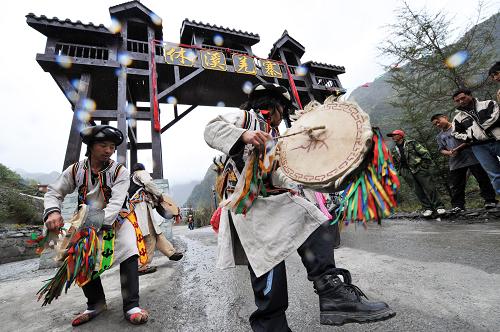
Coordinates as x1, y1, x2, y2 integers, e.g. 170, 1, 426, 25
126, 103, 137, 116
295, 65, 308, 76
216, 101, 225, 107
242, 81, 253, 94
66, 90, 78, 103
76, 110, 91, 122
185, 49, 197, 62
109, 17, 122, 34
167, 96, 178, 105
81, 98, 96, 112
445, 50, 469, 68
213, 34, 224, 47
115, 68, 127, 79
149, 13, 162, 26
56, 55, 72, 69
118, 52, 132, 66
71, 79, 81, 90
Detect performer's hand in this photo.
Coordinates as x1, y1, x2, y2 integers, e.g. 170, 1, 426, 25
45, 212, 64, 232
241, 130, 272, 148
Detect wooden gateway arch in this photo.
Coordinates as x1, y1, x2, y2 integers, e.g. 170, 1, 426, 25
27, 0, 346, 179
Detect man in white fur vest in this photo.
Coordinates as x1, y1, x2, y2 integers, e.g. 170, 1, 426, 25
44, 125, 149, 326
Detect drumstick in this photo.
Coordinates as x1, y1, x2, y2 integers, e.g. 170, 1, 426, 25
274, 126, 326, 140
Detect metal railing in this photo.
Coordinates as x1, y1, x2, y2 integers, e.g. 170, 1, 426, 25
288, 65, 299, 75
126, 39, 163, 56
127, 38, 149, 54
200, 44, 249, 56
55, 42, 109, 60
315, 76, 339, 88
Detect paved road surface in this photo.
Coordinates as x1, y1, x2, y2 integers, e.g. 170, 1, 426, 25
0, 218, 499, 331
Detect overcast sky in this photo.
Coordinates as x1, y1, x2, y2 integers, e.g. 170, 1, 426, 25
0, 0, 497, 186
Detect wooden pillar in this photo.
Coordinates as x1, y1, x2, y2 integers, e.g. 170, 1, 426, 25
244, 45, 253, 56
116, 21, 128, 166
148, 26, 163, 179
279, 49, 287, 65
63, 73, 91, 170
305, 70, 316, 103
130, 125, 138, 167
294, 54, 301, 66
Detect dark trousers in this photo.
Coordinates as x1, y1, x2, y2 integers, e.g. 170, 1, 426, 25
449, 164, 497, 209
82, 254, 139, 313
401, 169, 444, 210
248, 222, 337, 332
471, 141, 500, 194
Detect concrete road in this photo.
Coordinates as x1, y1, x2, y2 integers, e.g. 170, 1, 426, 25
0, 218, 499, 331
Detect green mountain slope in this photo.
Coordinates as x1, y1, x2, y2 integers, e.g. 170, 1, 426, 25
185, 165, 217, 210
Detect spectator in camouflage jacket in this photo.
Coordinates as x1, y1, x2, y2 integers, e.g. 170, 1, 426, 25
387, 129, 445, 217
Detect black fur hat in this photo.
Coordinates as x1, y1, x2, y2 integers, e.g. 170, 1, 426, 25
80, 125, 124, 146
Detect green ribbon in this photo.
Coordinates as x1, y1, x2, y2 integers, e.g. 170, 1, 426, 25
93, 229, 115, 279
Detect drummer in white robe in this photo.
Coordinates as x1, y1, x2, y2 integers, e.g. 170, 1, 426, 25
204, 83, 395, 331
44, 125, 149, 326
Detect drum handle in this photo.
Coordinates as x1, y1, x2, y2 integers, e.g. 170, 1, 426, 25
274, 126, 326, 140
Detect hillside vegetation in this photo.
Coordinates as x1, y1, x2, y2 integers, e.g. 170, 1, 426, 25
0, 163, 44, 224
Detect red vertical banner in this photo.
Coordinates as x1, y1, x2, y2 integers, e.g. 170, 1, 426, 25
284, 64, 303, 110
150, 40, 160, 132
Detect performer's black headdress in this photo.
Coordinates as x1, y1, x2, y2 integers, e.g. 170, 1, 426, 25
80, 125, 124, 146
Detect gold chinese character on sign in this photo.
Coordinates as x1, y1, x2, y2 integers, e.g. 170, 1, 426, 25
261, 60, 282, 78
233, 54, 257, 75
164, 46, 197, 67
201, 50, 227, 71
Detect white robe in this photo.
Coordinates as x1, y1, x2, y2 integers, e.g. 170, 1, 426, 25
44, 161, 138, 265
205, 110, 328, 277
130, 170, 164, 237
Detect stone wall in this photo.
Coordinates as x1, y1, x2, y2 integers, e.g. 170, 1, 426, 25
0, 225, 42, 264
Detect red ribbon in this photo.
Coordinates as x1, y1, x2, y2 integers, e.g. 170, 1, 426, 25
150, 40, 160, 132
284, 64, 303, 110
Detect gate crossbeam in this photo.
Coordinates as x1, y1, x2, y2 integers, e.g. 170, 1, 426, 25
161, 105, 197, 133
157, 68, 204, 100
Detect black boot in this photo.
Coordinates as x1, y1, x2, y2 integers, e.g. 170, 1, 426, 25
314, 269, 395, 326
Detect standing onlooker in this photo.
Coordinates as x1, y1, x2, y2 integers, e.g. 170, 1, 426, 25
488, 61, 500, 103
387, 129, 446, 217
431, 114, 497, 211
187, 214, 194, 230
451, 88, 500, 194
